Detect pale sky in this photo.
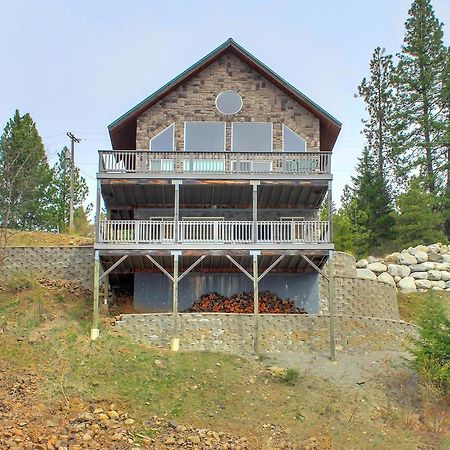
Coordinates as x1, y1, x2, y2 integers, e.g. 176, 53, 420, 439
1, 0, 449, 210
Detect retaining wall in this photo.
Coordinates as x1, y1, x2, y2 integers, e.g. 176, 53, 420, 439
116, 313, 417, 354
0, 246, 94, 289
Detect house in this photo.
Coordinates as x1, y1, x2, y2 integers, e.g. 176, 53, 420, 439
92, 38, 341, 354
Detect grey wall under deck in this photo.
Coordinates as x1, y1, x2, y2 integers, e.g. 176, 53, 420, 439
133, 272, 319, 313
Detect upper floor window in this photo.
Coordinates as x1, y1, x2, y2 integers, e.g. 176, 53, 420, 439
232, 122, 272, 152
282, 124, 307, 152
150, 123, 175, 152
216, 91, 243, 115
184, 122, 225, 152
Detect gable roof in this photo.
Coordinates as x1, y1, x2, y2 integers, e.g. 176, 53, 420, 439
108, 38, 342, 151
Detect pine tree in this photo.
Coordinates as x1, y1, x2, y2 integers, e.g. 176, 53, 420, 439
394, 177, 445, 247
48, 147, 89, 232
394, 0, 447, 194
0, 110, 52, 230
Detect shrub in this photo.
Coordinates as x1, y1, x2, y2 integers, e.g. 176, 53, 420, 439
410, 297, 450, 394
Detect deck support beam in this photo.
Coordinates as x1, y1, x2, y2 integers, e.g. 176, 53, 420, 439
327, 180, 336, 361
91, 250, 100, 340
99, 254, 128, 282
251, 251, 260, 355
225, 255, 253, 281
171, 251, 181, 351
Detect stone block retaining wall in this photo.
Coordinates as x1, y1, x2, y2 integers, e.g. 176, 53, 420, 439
116, 313, 417, 354
0, 246, 94, 290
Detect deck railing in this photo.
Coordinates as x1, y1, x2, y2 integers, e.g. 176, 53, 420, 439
98, 150, 331, 176
99, 220, 330, 244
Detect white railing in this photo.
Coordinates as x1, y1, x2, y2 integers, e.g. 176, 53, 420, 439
99, 220, 330, 244
98, 151, 331, 175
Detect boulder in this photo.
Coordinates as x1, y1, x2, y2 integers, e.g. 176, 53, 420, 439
428, 243, 441, 253
439, 271, 450, 282
432, 286, 444, 291
367, 256, 383, 264
387, 264, 411, 278
385, 252, 401, 264
433, 263, 448, 271
409, 262, 434, 272
377, 272, 396, 286
415, 251, 428, 263
367, 262, 387, 273
443, 255, 450, 263
440, 244, 448, 253
398, 277, 417, 293
428, 270, 442, 281
394, 276, 401, 283
414, 245, 429, 253
428, 252, 443, 263
431, 280, 446, 289
356, 259, 368, 269
410, 271, 428, 280
446, 280, 450, 289
415, 279, 432, 289
398, 253, 417, 265
356, 268, 377, 280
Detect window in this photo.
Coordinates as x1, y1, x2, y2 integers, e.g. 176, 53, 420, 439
216, 91, 243, 115
184, 122, 225, 152
232, 122, 272, 152
282, 124, 307, 152
150, 123, 175, 151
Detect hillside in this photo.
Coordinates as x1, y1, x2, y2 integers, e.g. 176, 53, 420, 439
1, 229, 93, 247
0, 277, 449, 449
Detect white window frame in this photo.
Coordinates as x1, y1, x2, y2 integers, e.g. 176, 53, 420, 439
183, 121, 226, 152
282, 124, 307, 152
231, 122, 273, 152
149, 123, 175, 151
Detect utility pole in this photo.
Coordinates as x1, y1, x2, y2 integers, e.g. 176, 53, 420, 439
66, 132, 80, 232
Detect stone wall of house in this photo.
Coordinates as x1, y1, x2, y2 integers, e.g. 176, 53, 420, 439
354, 243, 450, 293
0, 246, 94, 289
136, 53, 320, 151
116, 313, 417, 354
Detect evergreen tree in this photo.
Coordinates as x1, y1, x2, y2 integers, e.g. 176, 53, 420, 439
357, 47, 396, 185
394, 177, 445, 247
48, 147, 89, 232
394, 0, 447, 193
0, 110, 52, 230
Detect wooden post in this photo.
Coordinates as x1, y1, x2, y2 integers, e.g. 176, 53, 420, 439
251, 251, 259, 355
251, 181, 259, 242
327, 180, 336, 361
94, 179, 102, 243
171, 251, 180, 351
173, 181, 181, 243
103, 274, 109, 305
91, 250, 100, 340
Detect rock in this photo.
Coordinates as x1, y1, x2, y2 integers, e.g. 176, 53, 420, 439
428, 251, 443, 263
431, 280, 446, 289
377, 272, 396, 286
440, 271, 450, 282
398, 253, 417, 265
356, 259, 368, 268
124, 418, 134, 425
356, 269, 377, 280
385, 252, 401, 264
154, 359, 167, 369
434, 262, 449, 271
443, 255, 450, 263
446, 280, 450, 289
410, 262, 434, 272
428, 270, 442, 281
432, 286, 444, 291
107, 410, 120, 419
415, 251, 428, 263
189, 435, 201, 444
165, 437, 176, 445
394, 276, 401, 283
398, 277, 417, 292
414, 245, 429, 253
387, 264, 411, 278
367, 256, 383, 264
410, 272, 428, 280
415, 279, 432, 289
428, 244, 441, 253
367, 262, 387, 273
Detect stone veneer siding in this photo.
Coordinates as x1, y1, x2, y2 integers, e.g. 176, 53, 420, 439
0, 246, 94, 290
136, 53, 320, 151
116, 313, 417, 354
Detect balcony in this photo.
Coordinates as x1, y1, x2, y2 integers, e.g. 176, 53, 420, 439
98, 150, 331, 178
98, 219, 330, 246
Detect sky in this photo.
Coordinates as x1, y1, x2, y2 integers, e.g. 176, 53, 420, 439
1, 0, 449, 211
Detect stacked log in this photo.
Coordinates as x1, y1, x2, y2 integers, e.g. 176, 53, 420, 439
185, 290, 307, 314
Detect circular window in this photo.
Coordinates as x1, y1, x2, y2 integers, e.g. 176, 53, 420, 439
216, 90, 243, 115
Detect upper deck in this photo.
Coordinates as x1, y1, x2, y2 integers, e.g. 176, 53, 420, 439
97, 150, 332, 181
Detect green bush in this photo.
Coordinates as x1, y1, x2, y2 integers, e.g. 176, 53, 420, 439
410, 298, 450, 394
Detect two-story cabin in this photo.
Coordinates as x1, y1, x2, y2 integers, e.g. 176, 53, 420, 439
92, 39, 341, 353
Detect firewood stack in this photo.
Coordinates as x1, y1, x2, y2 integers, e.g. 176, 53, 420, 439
185, 290, 307, 314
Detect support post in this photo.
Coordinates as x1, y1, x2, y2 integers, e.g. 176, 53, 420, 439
328, 250, 336, 361
171, 251, 180, 351
251, 181, 259, 242
103, 275, 109, 306
91, 250, 100, 340
94, 179, 101, 243
173, 180, 181, 243
251, 251, 260, 355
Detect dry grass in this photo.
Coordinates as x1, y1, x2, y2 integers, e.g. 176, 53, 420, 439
3, 229, 93, 247
398, 291, 450, 324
